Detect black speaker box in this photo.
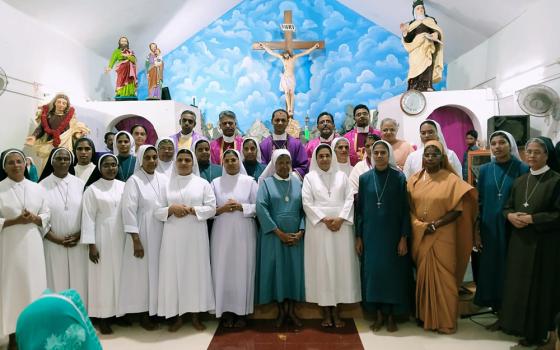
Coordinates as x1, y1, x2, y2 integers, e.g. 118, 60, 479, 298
487, 115, 530, 146
162, 87, 171, 100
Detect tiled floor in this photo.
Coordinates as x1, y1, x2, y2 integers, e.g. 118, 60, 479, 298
0, 314, 532, 349
208, 319, 363, 349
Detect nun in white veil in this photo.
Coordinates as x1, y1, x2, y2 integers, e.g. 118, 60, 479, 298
210, 149, 258, 328
155, 137, 176, 178
355, 140, 412, 332
118, 145, 166, 329
156, 148, 216, 332
332, 137, 353, 177
402, 120, 462, 179
302, 144, 360, 328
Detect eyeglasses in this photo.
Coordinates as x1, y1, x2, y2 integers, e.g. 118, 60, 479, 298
525, 150, 545, 156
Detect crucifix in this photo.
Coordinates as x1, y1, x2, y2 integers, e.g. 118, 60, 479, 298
252, 10, 325, 117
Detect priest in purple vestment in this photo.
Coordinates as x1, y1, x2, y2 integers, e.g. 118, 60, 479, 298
260, 109, 309, 178
305, 112, 340, 162
169, 110, 203, 152
210, 110, 244, 165
343, 104, 381, 166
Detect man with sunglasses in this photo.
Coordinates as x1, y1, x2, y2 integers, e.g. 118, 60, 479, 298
170, 110, 203, 152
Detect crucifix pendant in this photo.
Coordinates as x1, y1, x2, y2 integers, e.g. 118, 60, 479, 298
284, 196, 289, 202
377, 202, 382, 208
498, 193, 502, 198
523, 202, 529, 208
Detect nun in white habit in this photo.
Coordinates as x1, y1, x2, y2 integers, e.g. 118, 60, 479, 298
155, 137, 176, 179
156, 148, 216, 332
118, 145, 166, 330
0, 149, 49, 345
40, 147, 88, 306
80, 153, 126, 334
210, 149, 258, 328
402, 119, 462, 179
332, 137, 353, 177
302, 144, 361, 328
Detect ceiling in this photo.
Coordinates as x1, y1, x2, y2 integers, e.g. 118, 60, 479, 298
3, 0, 540, 62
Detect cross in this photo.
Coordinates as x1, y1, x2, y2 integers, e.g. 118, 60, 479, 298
251, 10, 325, 54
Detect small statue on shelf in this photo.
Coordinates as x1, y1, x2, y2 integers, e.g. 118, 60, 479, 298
145, 42, 164, 100
105, 36, 138, 100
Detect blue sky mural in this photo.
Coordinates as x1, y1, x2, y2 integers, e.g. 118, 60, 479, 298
138, 0, 445, 132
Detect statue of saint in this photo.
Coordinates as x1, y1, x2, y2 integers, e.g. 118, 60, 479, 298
258, 42, 320, 116
105, 36, 138, 99
25, 94, 90, 173
400, 0, 443, 92
145, 42, 164, 100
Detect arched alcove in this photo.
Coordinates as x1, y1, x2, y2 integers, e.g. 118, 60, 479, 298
109, 114, 159, 146
427, 105, 478, 159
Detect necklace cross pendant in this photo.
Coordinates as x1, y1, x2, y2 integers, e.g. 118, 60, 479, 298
523, 202, 529, 208
377, 202, 382, 208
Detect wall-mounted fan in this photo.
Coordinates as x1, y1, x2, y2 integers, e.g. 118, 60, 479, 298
517, 84, 560, 121
0, 66, 7, 97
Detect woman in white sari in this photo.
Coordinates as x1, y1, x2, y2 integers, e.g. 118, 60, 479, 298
211, 149, 258, 328
156, 148, 216, 332
303, 144, 361, 328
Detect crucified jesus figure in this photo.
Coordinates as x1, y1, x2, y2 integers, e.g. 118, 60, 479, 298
259, 42, 320, 116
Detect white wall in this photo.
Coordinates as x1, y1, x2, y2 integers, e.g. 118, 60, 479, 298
0, 1, 113, 151
378, 89, 496, 148
447, 0, 560, 142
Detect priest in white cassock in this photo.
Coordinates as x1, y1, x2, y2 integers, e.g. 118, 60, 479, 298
156, 148, 216, 332
211, 149, 258, 329
332, 137, 353, 177
73, 137, 97, 182
0, 149, 49, 349
403, 120, 462, 179
155, 137, 176, 178
39, 147, 88, 306
349, 134, 379, 193
302, 144, 361, 328
81, 153, 126, 334
119, 145, 166, 330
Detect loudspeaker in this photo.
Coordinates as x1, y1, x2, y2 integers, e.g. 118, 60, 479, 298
487, 115, 530, 146
162, 87, 171, 100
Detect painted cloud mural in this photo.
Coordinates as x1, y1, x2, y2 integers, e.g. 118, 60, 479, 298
137, 0, 446, 132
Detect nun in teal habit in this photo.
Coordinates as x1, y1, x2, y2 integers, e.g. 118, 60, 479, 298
255, 149, 305, 328
356, 140, 412, 332
474, 131, 529, 315
16, 289, 101, 350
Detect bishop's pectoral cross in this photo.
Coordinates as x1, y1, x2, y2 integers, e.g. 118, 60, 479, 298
252, 10, 325, 118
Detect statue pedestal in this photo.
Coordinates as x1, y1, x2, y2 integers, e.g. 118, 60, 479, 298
72, 100, 202, 150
